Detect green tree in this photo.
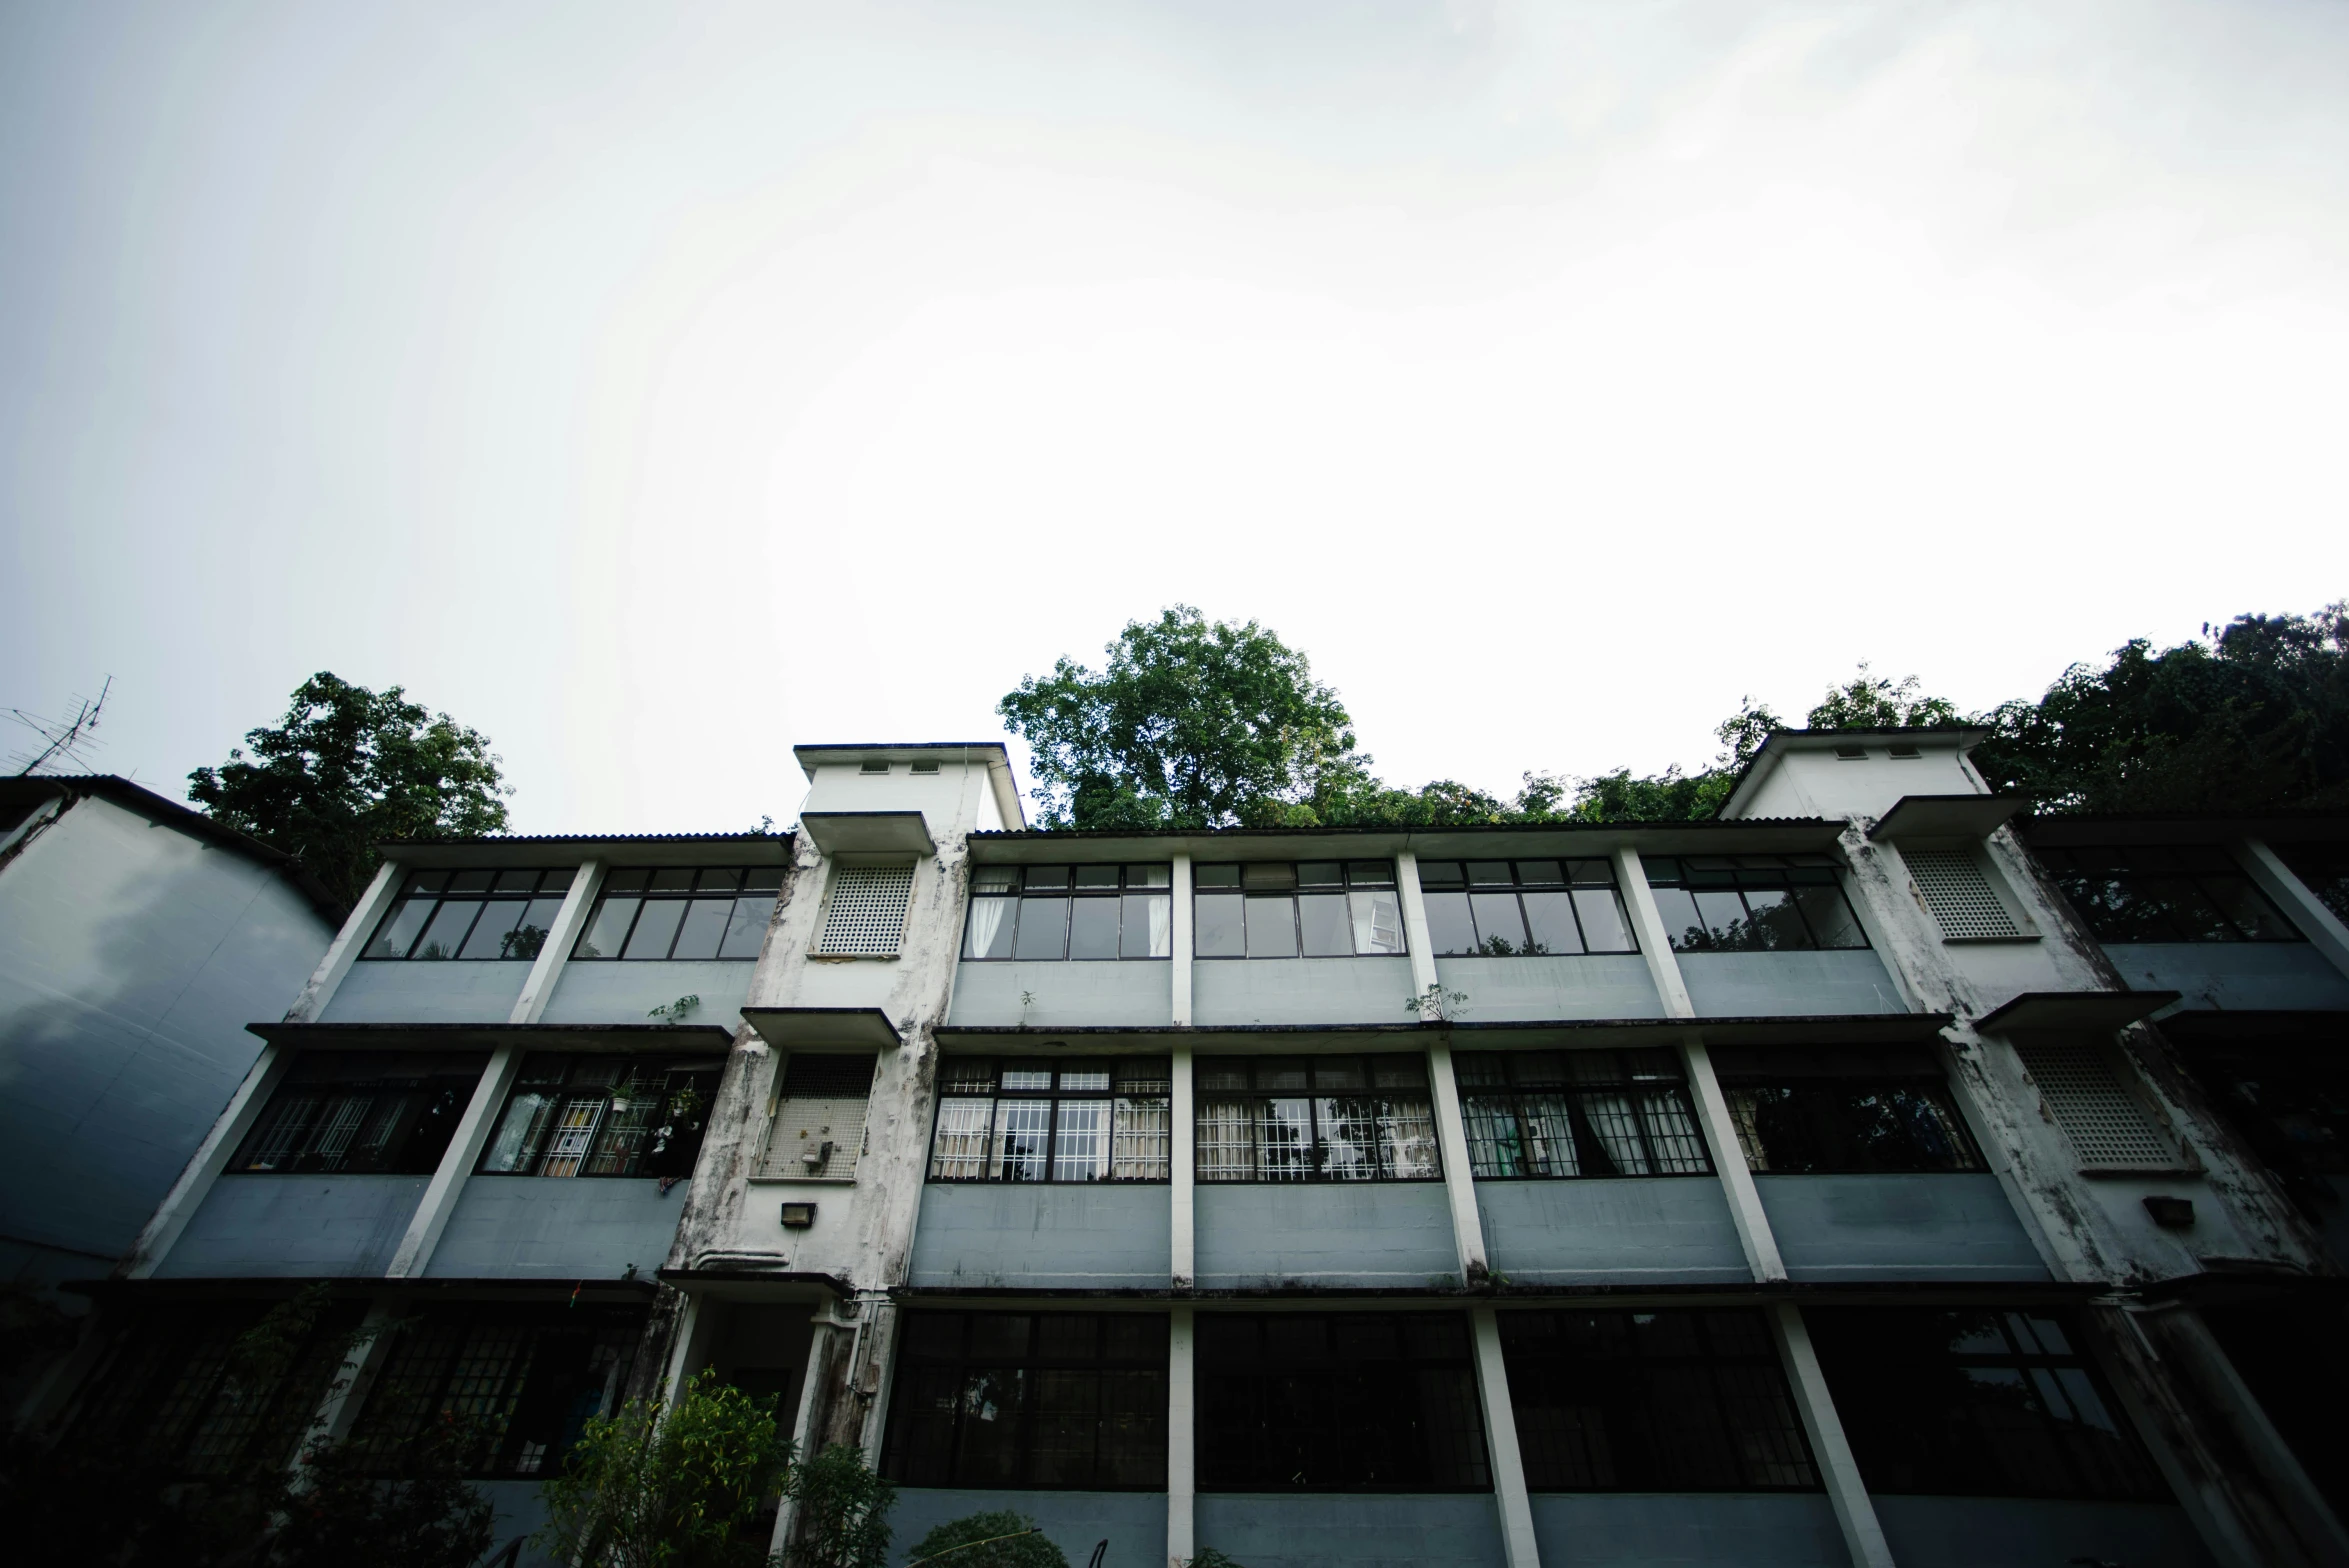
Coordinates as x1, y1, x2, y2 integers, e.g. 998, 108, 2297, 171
1566, 696, 1786, 823
273, 1416, 494, 1568
998, 608, 1362, 830
1802, 664, 1964, 731
1974, 607, 2349, 814
537, 1371, 793, 1568
779, 1443, 895, 1568
189, 672, 512, 907
904, 1509, 1067, 1568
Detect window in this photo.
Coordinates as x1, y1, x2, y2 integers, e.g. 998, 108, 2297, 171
1417, 859, 1637, 957
364, 868, 574, 961
815, 864, 914, 956
928, 1058, 1171, 1182
2278, 843, 2349, 926
1193, 862, 1405, 959
883, 1312, 1168, 1490
1902, 847, 2021, 940
2176, 1036, 2349, 1220
1197, 1313, 1488, 1492
1500, 1309, 1818, 1491
1806, 1308, 2169, 1501
1641, 856, 1869, 953
347, 1304, 644, 1476
2011, 1041, 2177, 1171
230, 1052, 483, 1175
963, 865, 1172, 960
1455, 1050, 1710, 1179
1196, 1055, 1440, 1182
2036, 844, 2299, 943
572, 866, 781, 961
758, 1054, 877, 1180
1713, 1046, 1983, 1174
478, 1054, 721, 1178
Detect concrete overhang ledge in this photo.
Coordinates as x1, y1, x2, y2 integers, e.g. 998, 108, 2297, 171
1870, 794, 2026, 841
1973, 990, 2183, 1036
798, 811, 934, 856
742, 1006, 903, 1050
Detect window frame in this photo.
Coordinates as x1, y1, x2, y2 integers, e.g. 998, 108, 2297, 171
2037, 844, 2303, 944
1641, 854, 1873, 954
228, 1052, 485, 1176
1193, 1053, 1443, 1184
1415, 858, 1640, 958
475, 1052, 723, 1179
568, 865, 783, 962
1713, 1046, 1985, 1175
1191, 860, 1408, 960
1454, 1049, 1713, 1180
927, 1057, 1173, 1184
361, 867, 576, 962
961, 864, 1175, 962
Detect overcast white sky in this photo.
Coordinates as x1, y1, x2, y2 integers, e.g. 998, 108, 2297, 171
4, 0, 2345, 832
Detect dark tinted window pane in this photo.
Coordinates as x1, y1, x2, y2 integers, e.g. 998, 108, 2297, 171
574, 897, 639, 960
458, 901, 529, 960
1739, 888, 1815, 951
413, 900, 481, 961
1195, 865, 1241, 889
1467, 862, 1514, 886
1298, 893, 1352, 956
1573, 888, 1636, 953
364, 898, 435, 960
1014, 898, 1069, 960
1195, 893, 1246, 957
1470, 892, 1530, 954
1068, 897, 1120, 960
719, 894, 776, 959
670, 898, 732, 960
1519, 892, 1586, 955
1298, 862, 1343, 888
1025, 866, 1072, 892
1423, 891, 1479, 956
1074, 865, 1120, 890
1417, 861, 1465, 889
1650, 887, 1707, 952
648, 867, 694, 893
1792, 885, 1867, 949
1242, 863, 1297, 891
623, 899, 686, 960
1692, 889, 1753, 950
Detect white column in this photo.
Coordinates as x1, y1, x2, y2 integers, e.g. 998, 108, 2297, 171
1611, 847, 1786, 1282
1397, 851, 1490, 1281
1167, 1304, 1197, 1568
1170, 854, 1194, 1027
1471, 1306, 1542, 1568
2240, 838, 2349, 983
1171, 1043, 1195, 1288
1396, 848, 1441, 997
124, 1043, 292, 1277
510, 858, 605, 1024
1770, 1304, 1895, 1568
661, 1290, 708, 1407
283, 859, 402, 1022
294, 1298, 399, 1474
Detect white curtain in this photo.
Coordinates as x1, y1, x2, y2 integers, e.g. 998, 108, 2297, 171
966, 896, 1010, 957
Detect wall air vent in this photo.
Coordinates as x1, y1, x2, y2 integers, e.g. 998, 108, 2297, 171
1906, 848, 2021, 940
817, 864, 914, 956
2013, 1042, 2177, 1170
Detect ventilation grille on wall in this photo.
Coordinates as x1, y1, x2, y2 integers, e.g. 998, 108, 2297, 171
817, 864, 913, 955
2013, 1041, 2177, 1170
757, 1053, 876, 1180
1906, 848, 2021, 939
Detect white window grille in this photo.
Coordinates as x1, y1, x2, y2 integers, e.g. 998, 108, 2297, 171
1906, 848, 2020, 939
817, 864, 913, 955
2013, 1042, 2177, 1170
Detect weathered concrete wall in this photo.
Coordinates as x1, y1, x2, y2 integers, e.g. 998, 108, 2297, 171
1192, 956, 1416, 1026
908, 1184, 1171, 1288
320, 959, 528, 1022
1433, 955, 1665, 1022
0, 793, 331, 1284
1676, 950, 1907, 1016
155, 1174, 424, 1277
1757, 1174, 2050, 1281
1527, 1493, 1846, 1567
425, 1176, 690, 1280
944, 960, 1172, 1027
540, 959, 755, 1030
1196, 1183, 1457, 1288
1196, 1493, 1505, 1568
1477, 1178, 1748, 1285
2104, 942, 2349, 1013
888, 1488, 1165, 1568
1871, 1497, 2216, 1568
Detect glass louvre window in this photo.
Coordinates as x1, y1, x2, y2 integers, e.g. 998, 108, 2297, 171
962, 865, 1173, 961
1194, 1055, 1440, 1183
927, 1059, 1172, 1182
1197, 1313, 1489, 1492
1713, 1046, 1984, 1174
1806, 1308, 2170, 1501
363, 868, 575, 961
346, 1305, 645, 1477
1455, 1050, 1711, 1180
1641, 856, 1870, 953
1417, 860, 1638, 957
1193, 862, 1406, 959
2278, 843, 2349, 926
477, 1054, 721, 1178
569, 866, 781, 961
2036, 844, 2302, 944
229, 1052, 484, 1175
882, 1312, 1169, 1491
1501, 1309, 1819, 1492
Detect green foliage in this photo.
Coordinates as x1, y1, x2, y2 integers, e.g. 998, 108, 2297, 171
274, 1416, 495, 1568
779, 1443, 895, 1568
1564, 696, 1784, 823
904, 1509, 1066, 1568
1184, 1553, 1250, 1568
538, 1370, 793, 1568
1974, 607, 2349, 814
1802, 665, 1962, 732
189, 671, 512, 907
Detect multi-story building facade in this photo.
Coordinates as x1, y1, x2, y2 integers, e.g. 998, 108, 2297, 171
25, 732, 2349, 1568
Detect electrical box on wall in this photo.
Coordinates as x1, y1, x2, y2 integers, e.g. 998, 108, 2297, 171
780, 1202, 817, 1229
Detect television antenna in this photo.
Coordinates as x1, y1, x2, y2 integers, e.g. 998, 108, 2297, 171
7, 676, 113, 776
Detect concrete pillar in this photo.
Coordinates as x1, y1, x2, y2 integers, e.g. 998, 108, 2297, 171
1769, 1304, 1895, 1568
123, 1043, 292, 1277
1426, 1037, 1491, 1284
1171, 854, 1194, 1027
283, 858, 402, 1023
509, 858, 605, 1024
292, 1298, 399, 1478
1610, 845, 1694, 1019
770, 1314, 850, 1559
1167, 1304, 1197, 1568
2240, 838, 2349, 984
1171, 1043, 1195, 1288
1395, 848, 1441, 998
660, 1289, 708, 1407
1470, 1305, 1542, 1568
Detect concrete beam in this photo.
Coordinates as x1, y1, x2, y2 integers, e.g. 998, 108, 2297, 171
1770, 1303, 1894, 1568
1395, 849, 1441, 997
2241, 838, 2349, 984
283, 858, 401, 1023
1426, 1038, 1490, 1284
1471, 1305, 1542, 1568
510, 858, 605, 1024
1167, 1304, 1197, 1568
122, 1043, 291, 1277
1171, 854, 1194, 1027
1171, 1043, 1195, 1288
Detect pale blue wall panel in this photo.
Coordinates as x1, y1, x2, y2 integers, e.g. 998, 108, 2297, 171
1196, 1494, 1503, 1568
1678, 950, 1907, 1016
424, 1176, 689, 1279
322, 960, 529, 1022
1433, 956, 1664, 1022
1478, 1179, 1748, 1285
910, 1184, 1171, 1288
1193, 957, 1416, 1026
888, 1488, 1165, 1568
1529, 1493, 1846, 1567
156, 1174, 425, 1277
2104, 942, 2349, 1012
1197, 1184, 1457, 1288
540, 960, 754, 1030
1758, 1174, 2049, 1281
1873, 1497, 2215, 1568
946, 961, 1172, 1027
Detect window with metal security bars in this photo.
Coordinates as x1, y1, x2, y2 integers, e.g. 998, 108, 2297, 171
1455, 1049, 1711, 1180
1903, 848, 2021, 939
229, 1052, 483, 1175
477, 1053, 721, 1178
1195, 1055, 1439, 1183
818, 864, 914, 954
758, 1053, 876, 1180
928, 1058, 1171, 1182
2014, 1042, 2179, 1170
